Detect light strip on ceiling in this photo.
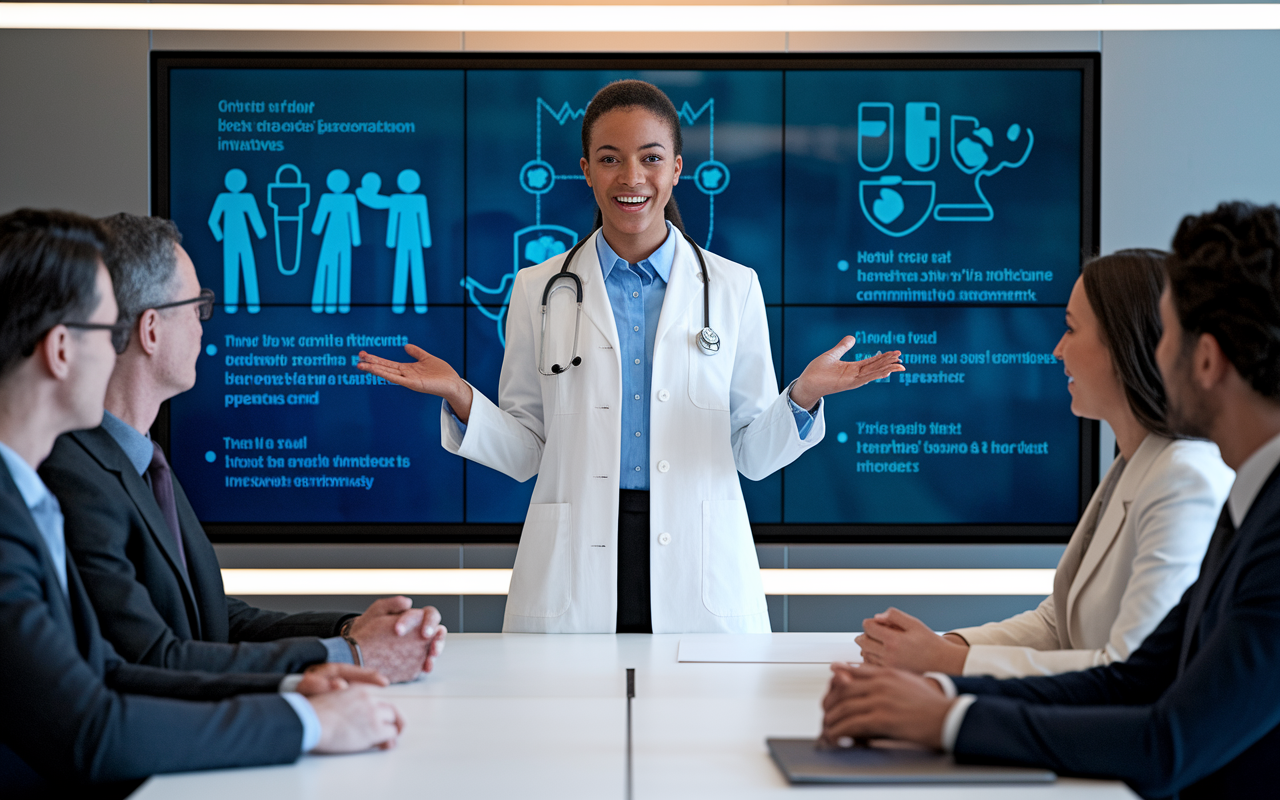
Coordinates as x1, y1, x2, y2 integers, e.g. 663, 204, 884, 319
3, 3, 1280, 32
221, 568, 1055, 596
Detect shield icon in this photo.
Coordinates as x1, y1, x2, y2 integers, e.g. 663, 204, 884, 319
858, 177, 937, 238
460, 224, 578, 347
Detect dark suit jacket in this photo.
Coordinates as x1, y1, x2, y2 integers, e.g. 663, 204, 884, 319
39, 427, 352, 673
950, 464, 1280, 800
0, 457, 305, 790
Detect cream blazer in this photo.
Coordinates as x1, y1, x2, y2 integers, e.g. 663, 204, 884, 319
952, 435, 1233, 677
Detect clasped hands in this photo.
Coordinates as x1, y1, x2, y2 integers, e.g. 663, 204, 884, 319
820, 608, 971, 751
290, 597, 446, 754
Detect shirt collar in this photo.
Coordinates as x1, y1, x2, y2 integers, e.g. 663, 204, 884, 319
1227, 430, 1280, 528
595, 221, 676, 283
0, 439, 53, 512
101, 410, 154, 477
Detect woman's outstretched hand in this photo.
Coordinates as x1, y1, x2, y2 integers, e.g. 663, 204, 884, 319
357, 344, 474, 423
790, 336, 905, 409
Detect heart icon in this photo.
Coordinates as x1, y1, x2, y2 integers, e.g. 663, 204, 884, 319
872, 188, 905, 224
957, 138, 990, 170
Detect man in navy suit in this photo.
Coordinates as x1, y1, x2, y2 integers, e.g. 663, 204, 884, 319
0, 209, 404, 794
39, 212, 444, 681
820, 202, 1280, 799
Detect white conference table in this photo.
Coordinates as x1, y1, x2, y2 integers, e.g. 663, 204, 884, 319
134, 634, 1137, 799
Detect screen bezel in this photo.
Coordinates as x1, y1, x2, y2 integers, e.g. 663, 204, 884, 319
151, 50, 1101, 545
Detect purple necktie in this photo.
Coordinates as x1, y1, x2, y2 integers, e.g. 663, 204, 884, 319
147, 441, 188, 573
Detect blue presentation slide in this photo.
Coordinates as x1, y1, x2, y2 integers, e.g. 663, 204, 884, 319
785, 70, 1081, 308
167, 68, 466, 522
782, 307, 1077, 524
164, 63, 1083, 528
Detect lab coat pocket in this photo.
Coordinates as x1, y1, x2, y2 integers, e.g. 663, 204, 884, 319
508, 503, 573, 618
701, 499, 767, 617
688, 338, 733, 411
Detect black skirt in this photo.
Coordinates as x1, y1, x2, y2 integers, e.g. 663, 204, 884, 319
616, 489, 652, 634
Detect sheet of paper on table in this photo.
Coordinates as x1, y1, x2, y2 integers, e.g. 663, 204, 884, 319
677, 633, 864, 664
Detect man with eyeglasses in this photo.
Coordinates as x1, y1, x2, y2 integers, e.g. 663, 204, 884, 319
0, 208, 405, 794
39, 213, 446, 683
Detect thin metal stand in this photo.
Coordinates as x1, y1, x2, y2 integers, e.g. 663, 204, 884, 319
626, 668, 635, 800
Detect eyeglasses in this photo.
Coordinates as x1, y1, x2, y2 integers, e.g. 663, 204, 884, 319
63, 320, 132, 354
152, 288, 216, 321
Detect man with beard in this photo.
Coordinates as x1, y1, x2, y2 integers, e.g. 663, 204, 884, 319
819, 202, 1280, 799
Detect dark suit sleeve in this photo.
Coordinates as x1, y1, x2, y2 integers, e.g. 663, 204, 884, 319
224, 595, 352, 642
0, 531, 302, 783
170, 477, 356, 643
106, 660, 287, 700
41, 442, 332, 673
951, 535, 1280, 799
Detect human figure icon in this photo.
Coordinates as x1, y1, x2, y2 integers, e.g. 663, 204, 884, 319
386, 169, 431, 314
208, 168, 267, 314
355, 172, 392, 211
310, 169, 361, 314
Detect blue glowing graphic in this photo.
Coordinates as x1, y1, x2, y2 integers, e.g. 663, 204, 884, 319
933, 115, 1035, 222
904, 101, 941, 172
266, 164, 311, 276
310, 169, 361, 314
858, 102, 894, 172
852, 102, 1035, 235
385, 169, 432, 314
208, 168, 267, 314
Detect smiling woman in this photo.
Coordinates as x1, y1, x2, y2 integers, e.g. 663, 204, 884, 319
854, 250, 1235, 679
355, 79, 907, 634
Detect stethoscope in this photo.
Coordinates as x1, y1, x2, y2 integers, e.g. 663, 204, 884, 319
538, 229, 720, 376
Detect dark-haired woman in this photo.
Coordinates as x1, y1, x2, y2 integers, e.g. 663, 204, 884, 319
855, 250, 1233, 677
359, 80, 903, 633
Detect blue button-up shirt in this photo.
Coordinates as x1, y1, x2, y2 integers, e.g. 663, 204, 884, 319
597, 225, 816, 490
598, 225, 676, 490
0, 440, 67, 596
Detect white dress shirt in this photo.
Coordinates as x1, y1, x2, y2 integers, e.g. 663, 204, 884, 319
0, 440, 67, 595
1226, 431, 1280, 528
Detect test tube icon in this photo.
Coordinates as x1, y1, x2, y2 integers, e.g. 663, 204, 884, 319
857, 102, 894, 172
267, 164, 311, 276
905, 102, 941, 172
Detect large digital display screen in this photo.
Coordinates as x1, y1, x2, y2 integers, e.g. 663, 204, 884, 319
154, 54, 1097, 540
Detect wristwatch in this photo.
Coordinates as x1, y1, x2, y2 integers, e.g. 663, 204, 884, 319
339, 618, 363, 667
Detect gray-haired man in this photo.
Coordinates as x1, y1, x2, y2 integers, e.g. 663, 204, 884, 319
39, 213, 445, 681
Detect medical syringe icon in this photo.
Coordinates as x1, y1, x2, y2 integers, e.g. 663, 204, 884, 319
267, 164, 311, 276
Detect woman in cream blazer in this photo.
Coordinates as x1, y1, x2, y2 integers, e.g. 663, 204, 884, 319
856, 250, 1234, 678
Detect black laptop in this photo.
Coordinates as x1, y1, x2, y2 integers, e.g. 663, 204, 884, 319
767, 738, 1056, 784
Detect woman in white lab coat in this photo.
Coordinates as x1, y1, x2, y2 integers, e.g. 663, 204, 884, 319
854, 249, 1233, 677
358, 80, 903, 633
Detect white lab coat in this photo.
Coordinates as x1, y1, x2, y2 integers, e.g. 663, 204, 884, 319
951, 435, 1233, 677
441, 230, 824, 633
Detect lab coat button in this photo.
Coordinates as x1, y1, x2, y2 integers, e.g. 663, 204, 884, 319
658, 532, 672, 545
657, 389, 670, 402
657, 460, 670, 473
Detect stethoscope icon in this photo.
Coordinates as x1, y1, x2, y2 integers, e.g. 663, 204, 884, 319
538, 231, 719, 377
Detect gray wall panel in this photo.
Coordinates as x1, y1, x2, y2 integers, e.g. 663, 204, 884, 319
0, 30, 149, 217
787, 595, 1044, 633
